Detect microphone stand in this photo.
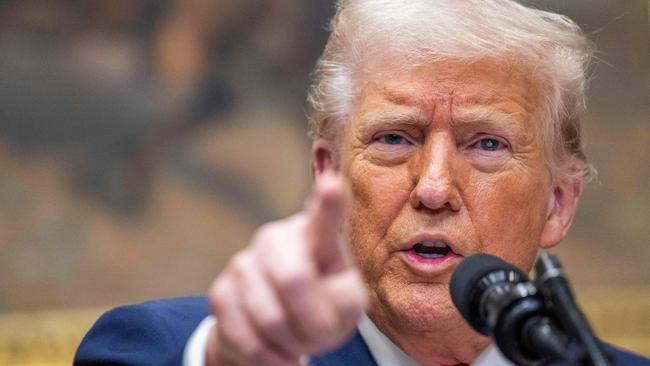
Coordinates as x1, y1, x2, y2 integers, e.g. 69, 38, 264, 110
534, 252, 612, 366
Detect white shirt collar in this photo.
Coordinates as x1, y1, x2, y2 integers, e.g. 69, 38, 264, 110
183, 314, 513, 366
357, 314, 513, 366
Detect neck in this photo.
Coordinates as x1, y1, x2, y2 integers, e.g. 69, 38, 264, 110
367, 308, 491, 366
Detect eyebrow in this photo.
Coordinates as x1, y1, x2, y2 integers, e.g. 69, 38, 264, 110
358, 108, 430, 136
452, 106, 527, 139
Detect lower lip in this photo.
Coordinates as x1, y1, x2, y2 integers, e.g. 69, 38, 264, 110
401, 249, 461, 273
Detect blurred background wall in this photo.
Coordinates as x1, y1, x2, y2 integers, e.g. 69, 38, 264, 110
0, 0, 647, 364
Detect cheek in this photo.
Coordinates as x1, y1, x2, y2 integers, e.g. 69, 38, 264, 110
468, 169, 551, 269
343, 162, 412, 279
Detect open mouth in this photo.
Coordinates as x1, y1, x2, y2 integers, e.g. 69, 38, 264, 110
410, 241, 452, 259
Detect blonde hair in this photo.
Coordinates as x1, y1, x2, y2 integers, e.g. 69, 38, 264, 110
307, 0, 594, 182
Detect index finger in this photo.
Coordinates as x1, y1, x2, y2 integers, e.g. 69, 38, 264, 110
306, 171, 349, 274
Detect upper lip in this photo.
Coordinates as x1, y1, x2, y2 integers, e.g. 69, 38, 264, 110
399, 232, 461, 255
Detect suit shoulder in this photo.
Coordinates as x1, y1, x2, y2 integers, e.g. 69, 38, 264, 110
611, 346, 650, 365
74, 296, 210, 366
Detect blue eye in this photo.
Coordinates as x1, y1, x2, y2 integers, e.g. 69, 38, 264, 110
381, 134, 406, 145
479, 138, 501, 151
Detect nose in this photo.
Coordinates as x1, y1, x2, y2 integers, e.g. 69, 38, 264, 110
409, 136, 462, 212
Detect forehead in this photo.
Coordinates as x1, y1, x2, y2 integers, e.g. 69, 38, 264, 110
352, 59, 540, 129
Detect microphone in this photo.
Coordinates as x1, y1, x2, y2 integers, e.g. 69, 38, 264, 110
450, 254, 568, 366
534, 252, 612, 366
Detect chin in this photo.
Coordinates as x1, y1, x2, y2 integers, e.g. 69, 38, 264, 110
377, 282, 466, 333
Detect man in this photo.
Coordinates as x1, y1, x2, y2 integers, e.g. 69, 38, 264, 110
75, 1, 650, 365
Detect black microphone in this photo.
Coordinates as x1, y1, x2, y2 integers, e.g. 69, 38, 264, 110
450, 254, 568, 366
534, 252, 612, 366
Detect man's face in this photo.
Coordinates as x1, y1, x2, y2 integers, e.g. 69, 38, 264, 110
338, 60, 555, 333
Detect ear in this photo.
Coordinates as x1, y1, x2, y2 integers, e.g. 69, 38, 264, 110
312, 138, 337, 176
539, 177, 583, 249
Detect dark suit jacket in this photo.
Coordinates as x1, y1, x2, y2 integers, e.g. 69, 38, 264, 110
74, 297, 650, 366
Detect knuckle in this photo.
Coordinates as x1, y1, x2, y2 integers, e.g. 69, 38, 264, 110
338, 302, 364, 331
229, 252, 261, 285
345, 280, 368, 313
299, 321, 340, 351
208, 278, 227, 311
207, 280, 220, 300
238, 340, 267, 362
312, 314, 338, 336
218, 327, 268, 364
252, 222, 281, 243
216, 322, 240, 351
259, 312, 288, 335
274, 268, 309, 294
251, 225, 269, 243
229, 252, 250, 274
336, 298, 363, 321
296, 309, 336, 340
253, 218, 303, 249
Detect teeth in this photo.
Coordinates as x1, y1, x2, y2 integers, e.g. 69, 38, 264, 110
417, 253, 445, 259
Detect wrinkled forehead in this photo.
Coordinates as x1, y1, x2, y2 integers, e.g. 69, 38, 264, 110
350, 58, 542, 126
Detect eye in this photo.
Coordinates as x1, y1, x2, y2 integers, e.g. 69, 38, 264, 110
368, 131, 416, 165
377, 133, 409, 145
479, 138, 501, 151
465, 136, 509, 155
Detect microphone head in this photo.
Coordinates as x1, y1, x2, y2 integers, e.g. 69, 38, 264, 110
450, 253, 527, 334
